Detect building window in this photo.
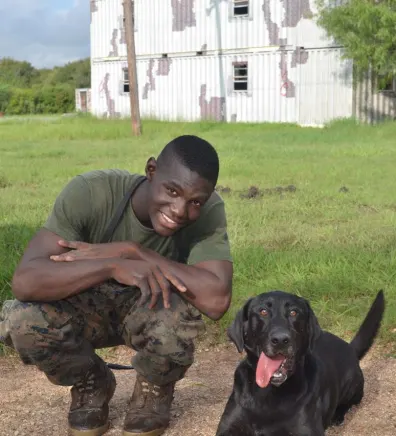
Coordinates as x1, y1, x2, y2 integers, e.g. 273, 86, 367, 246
123, 68, 129, 93
233, 0, 249, 17
233, 62, 248, 91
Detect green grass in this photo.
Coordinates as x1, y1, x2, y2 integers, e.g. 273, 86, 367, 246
1, 115, 396, 351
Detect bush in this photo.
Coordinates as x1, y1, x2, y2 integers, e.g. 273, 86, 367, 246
34, 85, 75, 114
0, 84, 12, 113
3, 84, 75, 115
6, 88, 35, 115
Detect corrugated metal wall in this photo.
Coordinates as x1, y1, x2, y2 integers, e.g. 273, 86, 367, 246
89, 1, 395, 125
90, 0, 335, 61
354, 73, 396, 124
297, 48, 353, 126
91, 48, 353, 126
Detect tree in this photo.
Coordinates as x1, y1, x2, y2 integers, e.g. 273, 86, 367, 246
0, 58, 38, 87
0, 57, 90, 115
316, 0, 396, 79
46, 59, 91, 88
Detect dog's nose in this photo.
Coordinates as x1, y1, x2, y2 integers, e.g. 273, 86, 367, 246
270, 331, 291, 346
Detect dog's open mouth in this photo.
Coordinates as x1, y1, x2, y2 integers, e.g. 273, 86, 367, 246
256, 352, 289, 388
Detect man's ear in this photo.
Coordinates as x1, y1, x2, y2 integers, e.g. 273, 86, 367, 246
227, 297, 253, 353
145, 157, 157, 181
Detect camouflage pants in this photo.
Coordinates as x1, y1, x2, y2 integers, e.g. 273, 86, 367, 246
0, 282, 205, 386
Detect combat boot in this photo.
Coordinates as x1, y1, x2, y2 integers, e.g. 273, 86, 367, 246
122, 374, 175, 436
68, 361, 116, 436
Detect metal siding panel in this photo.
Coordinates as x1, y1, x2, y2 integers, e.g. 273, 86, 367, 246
91, 48, 354, 126
91, 0, 123, 60
91, 1, 338, 62
354, 73, 396, 124
297, 48, 353, 126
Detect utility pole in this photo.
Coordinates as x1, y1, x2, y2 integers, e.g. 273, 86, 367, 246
123, 0, 142, 135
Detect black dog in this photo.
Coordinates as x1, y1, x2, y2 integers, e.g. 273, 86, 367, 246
216, 290, 385, 436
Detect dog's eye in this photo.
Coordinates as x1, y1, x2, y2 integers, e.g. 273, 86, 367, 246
260, 309, 269, 317
289, 310, 297, 317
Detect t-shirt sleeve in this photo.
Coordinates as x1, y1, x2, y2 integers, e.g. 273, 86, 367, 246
186, 200, 233, 265
42, 175, 92, 241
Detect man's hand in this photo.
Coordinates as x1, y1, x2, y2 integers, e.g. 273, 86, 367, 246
50, 240, 139, 262
111, 259, 187, 310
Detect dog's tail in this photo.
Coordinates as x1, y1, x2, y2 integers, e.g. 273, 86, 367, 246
349, 290, 385, 361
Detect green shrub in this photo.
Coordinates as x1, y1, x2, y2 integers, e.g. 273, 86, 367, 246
34, 85, 75, 114
0, 84, 12, 113
6, 88, 35, 115
3, 85, 75, 115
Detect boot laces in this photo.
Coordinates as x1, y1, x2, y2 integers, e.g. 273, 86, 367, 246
141, 381, 161, 397
74, 371, 96, 406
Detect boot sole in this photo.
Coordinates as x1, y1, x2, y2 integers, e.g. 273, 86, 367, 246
69, 422, 109, 436
122, 428, 166, 436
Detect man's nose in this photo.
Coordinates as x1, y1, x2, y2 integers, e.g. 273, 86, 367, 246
171, 199, 188, 220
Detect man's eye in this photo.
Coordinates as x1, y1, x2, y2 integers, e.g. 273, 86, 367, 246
167, 188, 177, 195
192, 200, 201, 207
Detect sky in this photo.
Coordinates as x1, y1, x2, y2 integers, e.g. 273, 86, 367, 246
0, 0, 90, 68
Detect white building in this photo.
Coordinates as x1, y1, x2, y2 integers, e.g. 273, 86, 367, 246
88, 0, 396, 126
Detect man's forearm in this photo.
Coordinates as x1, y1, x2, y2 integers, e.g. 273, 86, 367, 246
12, 258, 114, 302
138, 247, 232, 320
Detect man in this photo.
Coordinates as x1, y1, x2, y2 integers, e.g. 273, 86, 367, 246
0, 135, 233, 436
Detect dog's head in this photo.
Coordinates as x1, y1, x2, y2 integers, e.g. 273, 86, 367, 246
228, 290, 321, 389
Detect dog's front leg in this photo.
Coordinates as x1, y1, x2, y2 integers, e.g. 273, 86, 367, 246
216, 395, 253, 436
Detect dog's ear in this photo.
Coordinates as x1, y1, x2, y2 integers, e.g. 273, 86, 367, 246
227, 297, 253, 353
305, 300, 321, 351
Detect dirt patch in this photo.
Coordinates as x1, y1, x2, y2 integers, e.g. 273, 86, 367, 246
359, 204, 379, 214
215, 185, 231, 194
239, 184, 297, 199
240, 185, 262, 199
0, 345, 395, 435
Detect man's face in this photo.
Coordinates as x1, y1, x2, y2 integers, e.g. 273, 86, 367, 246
146, 158, 214, 237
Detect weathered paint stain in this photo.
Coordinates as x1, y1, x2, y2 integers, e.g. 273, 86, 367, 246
262, 0, 312, 98
201, 43, 208, 52
156, 58, 173, 76
142, 59, 156, 99
171, 0, 197, 32
206, 0, 227, 16
262, 0, 287, 46
291, 47, 309, 68
109, 29, 119, 57
281, 0, 313, 27
279, 51, 295, 98
99, 73, 121, 118
119, 15, 126, 44
262, 0, 312, 45
90, 1, 98, 23
231, 114, 237, 122
199, 84, 225, 121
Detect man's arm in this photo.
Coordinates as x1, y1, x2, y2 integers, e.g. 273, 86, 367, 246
12, 229, 116, 301
138, 247, 233, 321
12, 229, 187, 304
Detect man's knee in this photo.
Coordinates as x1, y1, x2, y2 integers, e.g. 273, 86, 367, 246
6, 300, 74, 353
123, 293, 206, 358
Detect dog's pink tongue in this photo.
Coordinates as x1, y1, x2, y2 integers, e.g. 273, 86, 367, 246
256, 352, 284, 388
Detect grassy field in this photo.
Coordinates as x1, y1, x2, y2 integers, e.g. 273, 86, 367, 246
1, 115, 396, 351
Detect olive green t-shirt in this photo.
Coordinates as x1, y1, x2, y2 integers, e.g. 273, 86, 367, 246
43, 169, 232, 265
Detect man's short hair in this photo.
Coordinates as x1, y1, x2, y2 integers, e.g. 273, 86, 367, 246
157, 135, 219, 186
